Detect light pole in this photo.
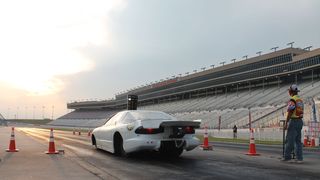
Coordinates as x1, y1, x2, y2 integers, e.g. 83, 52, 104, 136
242, 55, 248, 60
256, 51, 262, 56
303, 46, 312, 51
25, 106, 28, 119
51, 106, 54, 120
220, 61, 226, 66
42, 106, 45, 119
16, 107, 19, 120
33, 106, 35, 120
271, 46, 279, 52
287, 42, 294, 48
7, 108, 10, 119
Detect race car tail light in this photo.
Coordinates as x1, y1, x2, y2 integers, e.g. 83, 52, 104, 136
184, 126, 195, 134
135, 126, 164, 134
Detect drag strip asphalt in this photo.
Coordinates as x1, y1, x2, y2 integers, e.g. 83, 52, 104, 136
1, 126, 319, 180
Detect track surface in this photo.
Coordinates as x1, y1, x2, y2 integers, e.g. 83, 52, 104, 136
0, 126, 320, 180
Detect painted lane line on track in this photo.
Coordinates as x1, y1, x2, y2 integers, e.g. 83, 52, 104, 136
63, 144, 95, 156
54, 134, 91, 146
18, 128, 49, 141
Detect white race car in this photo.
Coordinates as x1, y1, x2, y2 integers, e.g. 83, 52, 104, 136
91, 110, 200, 157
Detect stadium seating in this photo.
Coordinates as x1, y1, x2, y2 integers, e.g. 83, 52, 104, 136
52, 80, 320, 129
55, 48, 320, 128
49, 110, 118, 128
138, 80, 320, 129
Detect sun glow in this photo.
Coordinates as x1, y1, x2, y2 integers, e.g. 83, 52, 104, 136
0, 0, 126, 95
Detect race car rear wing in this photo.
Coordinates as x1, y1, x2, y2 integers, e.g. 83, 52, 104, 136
160, 121, 200, 128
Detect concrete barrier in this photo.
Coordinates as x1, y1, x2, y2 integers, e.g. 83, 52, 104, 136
196, 126, 311, 142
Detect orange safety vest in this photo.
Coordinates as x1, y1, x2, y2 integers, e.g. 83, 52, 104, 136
290, 95, 304, 119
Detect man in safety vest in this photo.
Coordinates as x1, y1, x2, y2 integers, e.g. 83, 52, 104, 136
282, 84, 304, 163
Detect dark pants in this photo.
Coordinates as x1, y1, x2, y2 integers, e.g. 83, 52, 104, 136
284, 119, 303, 160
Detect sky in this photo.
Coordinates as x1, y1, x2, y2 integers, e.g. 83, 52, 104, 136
0, 0, 319, 119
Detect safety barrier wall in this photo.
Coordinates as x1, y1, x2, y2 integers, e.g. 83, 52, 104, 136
196, 126, 312, 142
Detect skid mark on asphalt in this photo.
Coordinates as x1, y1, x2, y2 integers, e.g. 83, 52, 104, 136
63, 144, 94, 156
54, 134, 91, 146
62, 144, 119, 180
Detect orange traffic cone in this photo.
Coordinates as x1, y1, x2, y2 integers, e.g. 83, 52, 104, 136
6, 127, 19, 152
200, 126, 213, 150
311, 135, 316, 147
87, 130, 91, 137
246, 129, 260, 156
78, 130, 81, 136
303, 130, 308, 147
45, 128, 59, 154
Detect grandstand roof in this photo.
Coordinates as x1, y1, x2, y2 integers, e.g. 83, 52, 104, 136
179, 47, 307, 81
293, 48, 320, 62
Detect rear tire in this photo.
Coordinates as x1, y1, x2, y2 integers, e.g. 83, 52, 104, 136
92, 135, 98, 149
114, 133, 126, 157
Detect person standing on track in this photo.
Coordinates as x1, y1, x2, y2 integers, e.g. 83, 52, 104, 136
233, 125, 237, 139
282, 84, 304, 163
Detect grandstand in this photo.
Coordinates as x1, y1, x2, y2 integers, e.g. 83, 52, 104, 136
49, 110, 118, 128
52, 47, 320, 128
0, 113, 7, 126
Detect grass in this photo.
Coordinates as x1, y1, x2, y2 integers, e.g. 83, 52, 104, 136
197, 135, 283, 145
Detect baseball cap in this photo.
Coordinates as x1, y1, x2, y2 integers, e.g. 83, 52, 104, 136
288, 84, 300, 92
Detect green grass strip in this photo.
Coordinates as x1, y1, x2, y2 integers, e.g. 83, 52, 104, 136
197, 135, 283, 145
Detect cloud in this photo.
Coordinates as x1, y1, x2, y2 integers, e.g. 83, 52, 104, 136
0, 0, 127, 95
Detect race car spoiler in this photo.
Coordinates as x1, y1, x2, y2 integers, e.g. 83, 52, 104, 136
160, 121, 200, 128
